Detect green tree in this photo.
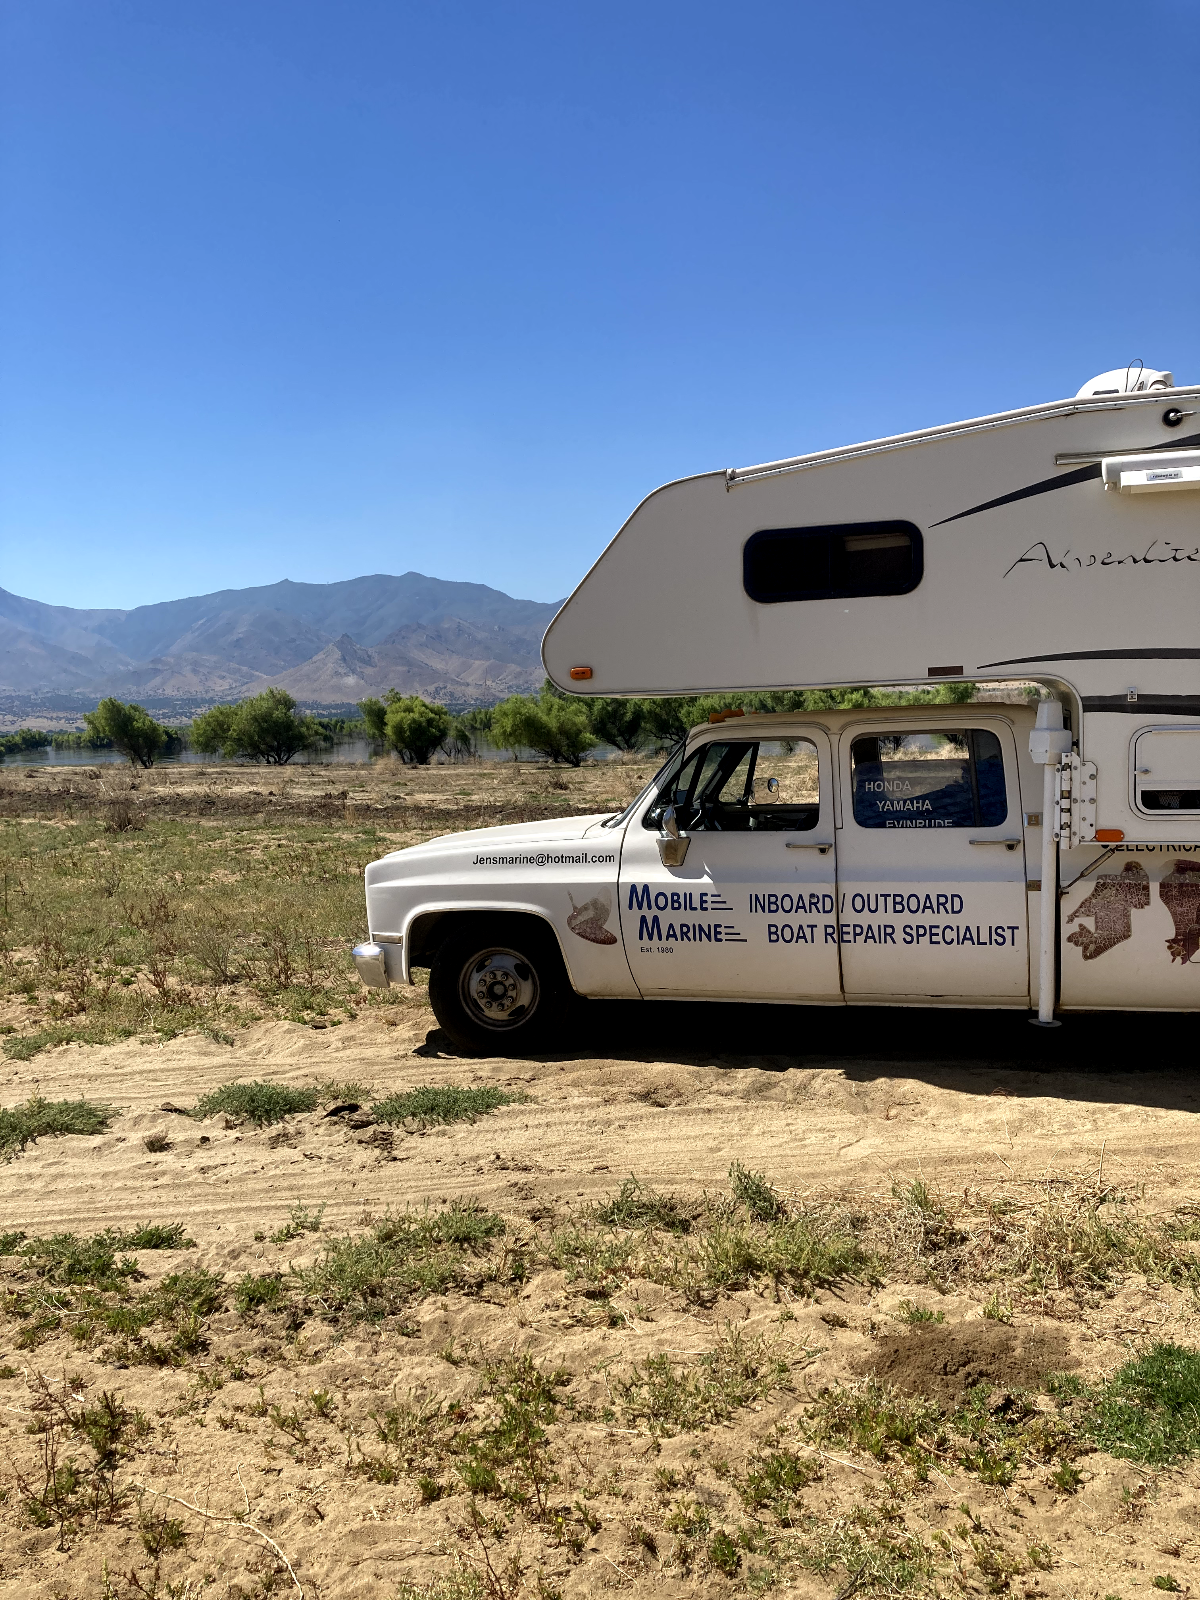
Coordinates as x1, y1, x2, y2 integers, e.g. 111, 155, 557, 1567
584, 697, 649, 752
491, 686, 598, 766
82, 699, 170, 768
383, 695, 452, 764
190, 689, 318, 764
357, 696, 388, 742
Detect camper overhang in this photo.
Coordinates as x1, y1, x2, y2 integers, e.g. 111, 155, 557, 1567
542, 382, 1200, 711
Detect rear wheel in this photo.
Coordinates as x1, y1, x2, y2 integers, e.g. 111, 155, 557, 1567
429, 917, 566, 1054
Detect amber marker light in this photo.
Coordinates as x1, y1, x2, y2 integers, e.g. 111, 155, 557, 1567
569, 666, 593, 680
1095, 829, 1125, 843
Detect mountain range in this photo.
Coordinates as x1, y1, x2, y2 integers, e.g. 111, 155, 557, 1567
0, 574, 563, 707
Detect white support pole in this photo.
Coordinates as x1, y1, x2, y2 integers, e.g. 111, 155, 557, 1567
1034, 757, 1061, 1027
1028, 699, 1070, 1029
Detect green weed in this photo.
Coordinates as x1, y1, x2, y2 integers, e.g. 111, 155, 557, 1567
591, 1175, 694, 1233
0, 1095, 113, 1155
235, 1273, 286, 1314
616, 1325, 790, 1436
807, 1379, 941, 1462
707, 1529, 741, 1576
729, 1161, 785, 1221
190, 1080, 317, 1124
371, 1084, 527, 1127
300, 1201, 508, 1319
896, 1299, 945, 1325
741, 1448, 820, 1522
271, 1202, 326, 1243
1088, 1343, 1200, 1464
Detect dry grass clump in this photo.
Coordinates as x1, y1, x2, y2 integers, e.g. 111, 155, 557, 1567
549, 1165, 877, 1300
854, 1174, 1200, 1302
614, 1324, 791, 1435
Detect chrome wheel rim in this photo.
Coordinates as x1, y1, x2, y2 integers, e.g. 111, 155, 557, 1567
459, 946, 540, 1031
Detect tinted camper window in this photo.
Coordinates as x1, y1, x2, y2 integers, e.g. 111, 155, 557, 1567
743, 521, 922, 604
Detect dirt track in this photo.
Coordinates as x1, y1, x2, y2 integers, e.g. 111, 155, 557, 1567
7, 1001, 1199, 1239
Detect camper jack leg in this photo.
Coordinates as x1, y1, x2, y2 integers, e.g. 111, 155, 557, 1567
1030, 756, 1061, 1028
1028, 701, 1071, 1028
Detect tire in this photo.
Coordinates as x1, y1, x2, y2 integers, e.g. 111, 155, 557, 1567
428, 917, 567, 1055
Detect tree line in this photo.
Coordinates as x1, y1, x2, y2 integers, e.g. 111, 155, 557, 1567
0, 677, 982, 769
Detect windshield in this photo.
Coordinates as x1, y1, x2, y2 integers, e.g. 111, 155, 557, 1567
600, 739, 688, 828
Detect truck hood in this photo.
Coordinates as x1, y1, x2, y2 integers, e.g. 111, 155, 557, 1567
386, 811, 617, 861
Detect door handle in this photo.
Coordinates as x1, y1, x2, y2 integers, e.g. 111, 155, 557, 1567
786, 841, 834, 854
969, 839, 1021, 850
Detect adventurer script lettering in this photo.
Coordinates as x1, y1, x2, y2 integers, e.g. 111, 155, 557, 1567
1003, 538, 1200, 578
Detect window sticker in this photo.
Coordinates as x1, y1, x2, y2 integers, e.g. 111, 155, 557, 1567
850, 729, 1007, 830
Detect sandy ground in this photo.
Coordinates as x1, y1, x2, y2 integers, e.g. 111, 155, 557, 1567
2, 997, 1200, 1599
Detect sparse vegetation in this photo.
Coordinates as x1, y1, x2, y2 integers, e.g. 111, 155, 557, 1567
370, 1084, 528, 1127
190, 1079, 319, 1125
0, 1094, 114, 1154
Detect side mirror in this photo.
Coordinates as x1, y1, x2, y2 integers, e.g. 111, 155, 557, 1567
766, 776, 780, 795
657, 805, 690, 866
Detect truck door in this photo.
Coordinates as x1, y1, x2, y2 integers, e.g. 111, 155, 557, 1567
835, 721, 1030, 1001
618, 733, 842, 1001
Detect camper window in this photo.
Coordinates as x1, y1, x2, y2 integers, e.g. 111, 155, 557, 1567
644, 739, 820, 833
743, 520, 922, 604
1132, 729, 1200, 816
850, 730, 1007, 829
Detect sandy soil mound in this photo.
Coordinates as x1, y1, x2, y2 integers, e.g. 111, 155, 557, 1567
861, 1320, 1076, 1408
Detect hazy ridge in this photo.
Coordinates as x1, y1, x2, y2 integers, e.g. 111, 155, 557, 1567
0, 573, 562, 711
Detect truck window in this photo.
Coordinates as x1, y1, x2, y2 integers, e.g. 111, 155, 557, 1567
743, 521, 922, 604
644, 739, 820, 833
850, 729, 1007, 829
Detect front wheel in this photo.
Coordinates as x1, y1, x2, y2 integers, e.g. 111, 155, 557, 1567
428, 918, 566, 1054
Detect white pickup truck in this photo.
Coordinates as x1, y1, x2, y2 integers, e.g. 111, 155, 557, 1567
351, 699, 1191, 1051
352, 366, 1200, 1044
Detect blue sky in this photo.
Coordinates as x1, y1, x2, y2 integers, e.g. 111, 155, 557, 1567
1, 0, 1197, 612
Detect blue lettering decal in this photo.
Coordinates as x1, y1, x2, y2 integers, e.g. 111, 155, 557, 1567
628, 884, 651, 911
638, 914, 662, 940
767, 924, 779, 943
883, 924, 896, 944
825, 925, 838, 943
670, 892, 681, 911
665, 923, 678, 941
930, 925, 941, 945
936, 893, 949, 914
851, 893, 865, 913
697, 924, 712, 942
961, 925, 974, 944
654, 891, 668, 911
679, 924, 692, 942
951, 894, 964, 914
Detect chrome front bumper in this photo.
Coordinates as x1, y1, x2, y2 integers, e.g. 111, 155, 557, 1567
351, 938, 405, 988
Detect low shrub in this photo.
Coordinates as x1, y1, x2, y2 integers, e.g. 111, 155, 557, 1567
371, 1085, 527, 1127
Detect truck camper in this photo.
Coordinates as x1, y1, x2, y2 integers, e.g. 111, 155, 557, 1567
353, 365, 1200, 1050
